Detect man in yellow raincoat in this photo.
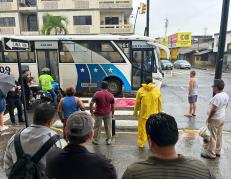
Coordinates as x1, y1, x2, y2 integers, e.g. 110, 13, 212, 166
134, 77, 162, 148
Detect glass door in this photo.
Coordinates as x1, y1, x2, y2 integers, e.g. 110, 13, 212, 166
131, 49, 153, 89
37, 50, 59, 82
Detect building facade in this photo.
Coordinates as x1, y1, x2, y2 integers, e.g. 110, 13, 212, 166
0, 0, 133, 35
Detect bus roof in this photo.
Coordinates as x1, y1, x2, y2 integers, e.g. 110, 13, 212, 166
0, 34, 155, 42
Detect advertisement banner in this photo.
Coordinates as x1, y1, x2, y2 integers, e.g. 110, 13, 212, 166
176, 32, 192, 47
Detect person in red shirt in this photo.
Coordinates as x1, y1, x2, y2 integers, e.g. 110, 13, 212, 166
90, 81, 115, 145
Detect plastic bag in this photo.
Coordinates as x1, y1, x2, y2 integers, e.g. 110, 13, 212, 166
199, 126, 210, 138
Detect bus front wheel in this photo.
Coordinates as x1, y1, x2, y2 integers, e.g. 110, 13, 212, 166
107, 78, 122, 96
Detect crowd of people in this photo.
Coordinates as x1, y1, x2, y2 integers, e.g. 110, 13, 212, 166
0, 70, 229, 179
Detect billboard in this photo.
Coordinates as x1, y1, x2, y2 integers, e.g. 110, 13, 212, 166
177, 32, 192, 47
168, 32, 192, 47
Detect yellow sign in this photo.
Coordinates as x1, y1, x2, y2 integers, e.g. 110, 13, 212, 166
176, 32, 192, 47
159, 37, 168, 46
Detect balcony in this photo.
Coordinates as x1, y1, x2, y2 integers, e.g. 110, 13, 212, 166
100, 24, 133, 34
21, 31, 39, 35
0, 2, 14, 11
0, 27, 15, 35
99, 0, 132, 9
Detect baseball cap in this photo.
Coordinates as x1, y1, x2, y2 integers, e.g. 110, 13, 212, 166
66, 111, 94, 137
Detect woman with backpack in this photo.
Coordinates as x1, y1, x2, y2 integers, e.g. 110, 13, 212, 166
58, 87, 85, 139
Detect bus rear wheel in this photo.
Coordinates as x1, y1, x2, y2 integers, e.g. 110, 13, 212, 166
107, 78, 122, 96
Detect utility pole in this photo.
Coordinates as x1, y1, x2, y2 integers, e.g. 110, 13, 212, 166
164, 18, 169, 38
214, 0, 230, 83
146, 0, 150, 36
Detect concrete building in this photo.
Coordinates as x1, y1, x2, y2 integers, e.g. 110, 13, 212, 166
0, 0, 133, 35
214, 31, 231, 71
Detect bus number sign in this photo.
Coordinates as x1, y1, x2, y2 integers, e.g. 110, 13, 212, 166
0, 66, 11, 75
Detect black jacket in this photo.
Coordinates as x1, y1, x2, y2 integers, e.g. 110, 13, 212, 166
46, 144, 117, 179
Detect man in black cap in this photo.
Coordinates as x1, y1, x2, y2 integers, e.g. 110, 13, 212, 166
46, 111, 117, 179
201, 79, 229, 159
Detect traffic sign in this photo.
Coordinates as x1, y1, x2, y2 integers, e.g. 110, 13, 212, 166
3, 37, 29, 51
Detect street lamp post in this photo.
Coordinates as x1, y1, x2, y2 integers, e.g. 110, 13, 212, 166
214, 0, 230, 82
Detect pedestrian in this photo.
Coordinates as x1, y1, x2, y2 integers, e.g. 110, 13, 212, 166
39, 68, 58, 108
18, 69, 31, 110
6, 84, 24, 124
46, 111, 117, 179
122, 112, 216, 179
0, 91, 8, 131
58, 86, 85, 139
134, 76, 162, 149
90, 81, 115, 145
201, 79, 229, 159
185, 70, 198, 117
4, 103, 66, 177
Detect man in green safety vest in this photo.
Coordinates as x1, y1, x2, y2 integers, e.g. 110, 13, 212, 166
39, 68, 57, 108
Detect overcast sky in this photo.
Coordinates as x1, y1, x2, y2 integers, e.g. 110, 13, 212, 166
132, 0, 230, 37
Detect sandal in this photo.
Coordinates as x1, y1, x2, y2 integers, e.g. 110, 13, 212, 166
184, 114, 193, 118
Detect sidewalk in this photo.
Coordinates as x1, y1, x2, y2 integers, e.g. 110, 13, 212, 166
1, 128, 230, 179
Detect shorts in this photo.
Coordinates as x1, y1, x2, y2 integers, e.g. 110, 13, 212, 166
0, 98, 6, 113
188, 95, 198, 104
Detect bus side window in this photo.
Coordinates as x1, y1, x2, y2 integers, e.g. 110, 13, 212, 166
4, 52, 17, 63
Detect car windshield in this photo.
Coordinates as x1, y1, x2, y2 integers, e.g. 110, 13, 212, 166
162, 60, 171, 64
177, 60, 188, 64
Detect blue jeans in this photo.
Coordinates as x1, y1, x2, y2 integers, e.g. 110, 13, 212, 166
48, 89, 57, 107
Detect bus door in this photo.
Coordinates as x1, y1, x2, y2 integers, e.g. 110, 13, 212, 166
131, 49, 154, 89
35, 41, 59, 82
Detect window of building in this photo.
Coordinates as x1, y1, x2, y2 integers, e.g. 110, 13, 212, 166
25, 0, 37, 5
105, 17, 119, 25
0, 0, 13, 2
73, 16, 92, 25
27, 15, 38, 31
0, 17, 15, 27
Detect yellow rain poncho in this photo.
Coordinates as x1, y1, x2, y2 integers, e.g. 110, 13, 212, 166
134, 83, 162, 147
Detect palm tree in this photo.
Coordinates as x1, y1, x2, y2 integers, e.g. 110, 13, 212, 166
41, 14, 68, 35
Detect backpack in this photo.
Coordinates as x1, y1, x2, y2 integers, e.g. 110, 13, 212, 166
8, 132, 60, 179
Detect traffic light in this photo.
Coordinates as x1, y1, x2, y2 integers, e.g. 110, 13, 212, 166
140, 3, 147, 14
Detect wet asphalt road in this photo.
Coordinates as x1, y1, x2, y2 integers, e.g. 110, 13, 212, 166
162, 69, 231, 131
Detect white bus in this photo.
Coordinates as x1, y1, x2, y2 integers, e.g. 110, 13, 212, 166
0, 35, 169, 95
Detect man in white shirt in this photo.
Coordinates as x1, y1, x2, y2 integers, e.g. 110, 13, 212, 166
4, 104, 67, 177
201, 79, 229, 159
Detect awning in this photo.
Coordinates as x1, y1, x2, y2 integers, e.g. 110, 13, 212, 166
194, 50, 212, 56
178, 49, 194, 55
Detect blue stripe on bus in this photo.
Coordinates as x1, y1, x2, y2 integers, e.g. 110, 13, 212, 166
101, 64, 131, 92
75, 64, 131, 92
87, 64, 107, 88
76, 64, 90, 91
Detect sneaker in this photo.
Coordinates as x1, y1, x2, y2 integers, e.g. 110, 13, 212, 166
106, 139, 112, 145
0, 125, 9, 131
201, 152, 216, 159
92, 140, 99, 145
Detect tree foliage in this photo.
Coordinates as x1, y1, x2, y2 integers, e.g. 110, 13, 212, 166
41, 14, 68, 35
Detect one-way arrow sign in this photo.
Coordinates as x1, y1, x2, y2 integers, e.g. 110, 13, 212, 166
3, 38, 29, 51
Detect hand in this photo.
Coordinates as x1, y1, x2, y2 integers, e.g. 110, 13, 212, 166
90, 110, 94, 114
